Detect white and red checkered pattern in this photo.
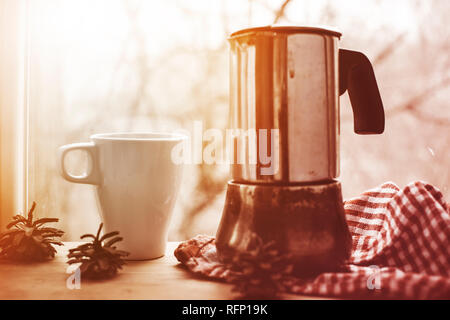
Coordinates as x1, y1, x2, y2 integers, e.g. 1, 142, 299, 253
174, 181, 450, 299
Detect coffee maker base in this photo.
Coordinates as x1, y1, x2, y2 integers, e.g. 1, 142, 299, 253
216, 180, 352, 277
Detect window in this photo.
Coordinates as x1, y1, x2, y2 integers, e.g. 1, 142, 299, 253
0, 0, 27, 229
1, 0, 448, 240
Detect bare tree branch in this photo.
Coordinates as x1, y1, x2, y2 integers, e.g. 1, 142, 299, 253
341, 77, 450, 126
386, 77, 450, 126
373, 33, 406, 66
273, 0, 293, 24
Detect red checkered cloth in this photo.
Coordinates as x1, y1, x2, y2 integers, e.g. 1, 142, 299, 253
174, 181, 450, 299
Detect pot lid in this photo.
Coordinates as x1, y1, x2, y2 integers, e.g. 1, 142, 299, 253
230, 25, 342, 39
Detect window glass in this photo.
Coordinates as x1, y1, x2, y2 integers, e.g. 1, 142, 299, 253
26, 0, 449, 240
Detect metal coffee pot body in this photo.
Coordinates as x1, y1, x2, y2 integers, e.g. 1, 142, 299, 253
217, 26, 385, 276
228, 26, 384, 183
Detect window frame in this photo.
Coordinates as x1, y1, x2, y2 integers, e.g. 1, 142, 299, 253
0, 0, 28, 228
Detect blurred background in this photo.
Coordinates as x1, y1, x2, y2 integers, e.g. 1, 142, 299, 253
22, 0, 449, 240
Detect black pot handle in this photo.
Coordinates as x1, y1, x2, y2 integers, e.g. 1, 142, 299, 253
339, 49, 385, 134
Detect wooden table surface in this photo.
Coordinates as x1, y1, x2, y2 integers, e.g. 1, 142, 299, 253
0, 242, 321, 300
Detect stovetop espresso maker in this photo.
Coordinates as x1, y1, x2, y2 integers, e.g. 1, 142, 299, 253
216, 26, 385, 275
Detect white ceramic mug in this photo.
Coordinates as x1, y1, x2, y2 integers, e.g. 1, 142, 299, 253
59, 132, 186, 260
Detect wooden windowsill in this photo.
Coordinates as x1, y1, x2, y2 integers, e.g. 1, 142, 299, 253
0, 242, 326, 300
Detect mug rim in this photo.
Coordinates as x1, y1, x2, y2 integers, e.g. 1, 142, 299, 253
91, 132, 188, 141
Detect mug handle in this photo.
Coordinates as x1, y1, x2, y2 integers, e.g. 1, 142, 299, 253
59, 142, 100, 185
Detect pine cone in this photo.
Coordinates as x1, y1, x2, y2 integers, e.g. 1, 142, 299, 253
67, 223, 129, 279
226, 234, 294, 298
0, 202, 64, 261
